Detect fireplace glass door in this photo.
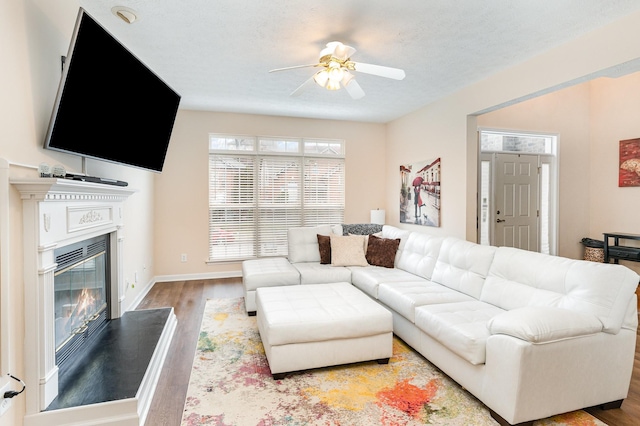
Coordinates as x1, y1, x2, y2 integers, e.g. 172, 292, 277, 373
54, 235, 110, 366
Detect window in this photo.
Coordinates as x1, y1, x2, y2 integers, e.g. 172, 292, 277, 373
208, 135, 345, 261
480, 130, 554, 154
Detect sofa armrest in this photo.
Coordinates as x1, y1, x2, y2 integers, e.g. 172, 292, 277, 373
487, 306, 603, 343
482, 329, 636, 424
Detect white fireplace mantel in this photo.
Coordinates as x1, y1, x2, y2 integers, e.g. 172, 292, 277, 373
12, 179, 138, 416
12, 177, 136, 199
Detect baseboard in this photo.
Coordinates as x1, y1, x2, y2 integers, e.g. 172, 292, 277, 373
154, 271, 243, 283
124, 279, 156, 312
124, 271, 242, 312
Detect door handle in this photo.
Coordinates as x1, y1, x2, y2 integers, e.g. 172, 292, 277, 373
496, 219, 505, 223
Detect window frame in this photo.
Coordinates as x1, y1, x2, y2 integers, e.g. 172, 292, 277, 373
207, 134, 345, 262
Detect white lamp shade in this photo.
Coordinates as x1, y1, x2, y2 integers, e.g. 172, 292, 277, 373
370, 209, 386, 225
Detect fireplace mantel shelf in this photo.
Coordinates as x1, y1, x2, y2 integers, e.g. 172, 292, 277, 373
11, 178, 137, 200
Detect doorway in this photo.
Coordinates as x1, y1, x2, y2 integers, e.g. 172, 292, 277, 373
478, 129, 557, 254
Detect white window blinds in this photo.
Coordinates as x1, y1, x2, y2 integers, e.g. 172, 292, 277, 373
257, 156, 302, 257
208, 155, 256, 260
208, 135, 345, 262
303, 157, 345, 225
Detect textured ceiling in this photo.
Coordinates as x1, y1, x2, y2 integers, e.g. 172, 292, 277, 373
79, 0, 640, 123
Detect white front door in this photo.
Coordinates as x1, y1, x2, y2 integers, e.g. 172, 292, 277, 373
494, 153, 539, 252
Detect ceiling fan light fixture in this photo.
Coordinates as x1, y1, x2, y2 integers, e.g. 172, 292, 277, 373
271, 41, 404, 98
328, 63, 344, 82
326, 79, 341, 91
313, 70, 329, 87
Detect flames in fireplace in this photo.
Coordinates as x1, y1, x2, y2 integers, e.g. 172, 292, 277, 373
75, 287, 97, 322
54, 235, 111, 367
58, 287, 100, 347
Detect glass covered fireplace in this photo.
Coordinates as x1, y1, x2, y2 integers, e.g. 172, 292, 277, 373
54, 234, 111, 367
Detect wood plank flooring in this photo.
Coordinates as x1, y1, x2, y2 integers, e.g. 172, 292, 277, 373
136, 278, 243, 426
138, 278, 640, 426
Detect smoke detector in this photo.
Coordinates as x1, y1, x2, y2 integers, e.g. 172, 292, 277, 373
111, 6, 138, 24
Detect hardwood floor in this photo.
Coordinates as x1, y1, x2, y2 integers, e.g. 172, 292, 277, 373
138, 278, 640, 426
137, 278, 244, 426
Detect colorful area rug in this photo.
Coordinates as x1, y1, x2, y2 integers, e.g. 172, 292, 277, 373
181, 298, 607, 426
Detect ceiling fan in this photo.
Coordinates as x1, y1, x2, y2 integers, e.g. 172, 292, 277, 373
269, 41, 406, 99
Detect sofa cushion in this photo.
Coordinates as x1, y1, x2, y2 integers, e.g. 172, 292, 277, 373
482, 246, 640, 334
350, 266, 424, 299
487, 306, 603, 343
395, 232, 444, 280
287, 225, 334, 263
378, 281, 475, 323
293, 262, 352, 284
317, 234, 332, 264
256, 282, 392, 346
242, 257, 300, 291
431, 237, 497, 299
381, 225, 411, 264
415, 300, 505, 365
330, 234, 368, 266
366, 235, 401, 268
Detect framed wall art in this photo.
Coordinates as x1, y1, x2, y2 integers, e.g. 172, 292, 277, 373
619, 138, 640, 187
399, 157, 441, 227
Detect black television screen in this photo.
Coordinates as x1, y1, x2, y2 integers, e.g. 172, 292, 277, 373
44, 8, 181, 173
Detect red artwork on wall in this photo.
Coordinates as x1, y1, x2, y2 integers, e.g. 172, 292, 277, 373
619, 138, 640, 187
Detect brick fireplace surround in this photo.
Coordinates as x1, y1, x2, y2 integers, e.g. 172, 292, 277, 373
11, 178, 177, 426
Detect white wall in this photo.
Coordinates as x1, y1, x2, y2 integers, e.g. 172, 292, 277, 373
590, 73, 640, 274
386, 100, 470, 237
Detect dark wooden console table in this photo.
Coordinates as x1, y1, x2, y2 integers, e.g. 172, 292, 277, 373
603, 232, 640, 264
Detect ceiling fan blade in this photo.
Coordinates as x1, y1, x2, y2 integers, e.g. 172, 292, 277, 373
290, 76, 316, 97
344, 78, 365, 100
269, 63, 320, 73
351, 62, 406, 80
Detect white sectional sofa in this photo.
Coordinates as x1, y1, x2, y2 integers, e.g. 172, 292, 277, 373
241, 224, 639, 426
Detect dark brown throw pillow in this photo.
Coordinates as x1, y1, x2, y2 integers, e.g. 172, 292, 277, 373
366, 234, 401, 268
317, 234, 332, 264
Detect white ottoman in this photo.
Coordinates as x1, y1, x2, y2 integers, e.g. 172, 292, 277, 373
256, 282, 393, 379
242, 257, 300, 314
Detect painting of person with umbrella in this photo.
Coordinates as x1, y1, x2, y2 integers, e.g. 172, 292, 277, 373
413, 175, 424, 223
400, 157, 441, 227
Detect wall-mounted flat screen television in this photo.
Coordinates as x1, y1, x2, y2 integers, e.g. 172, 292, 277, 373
43, 8, 181, 173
